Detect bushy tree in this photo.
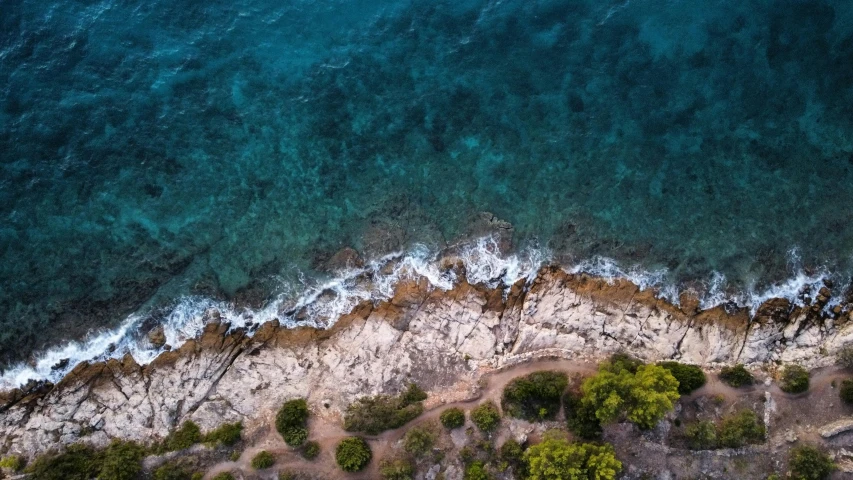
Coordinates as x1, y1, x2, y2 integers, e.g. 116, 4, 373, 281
523, 438, 622, 480
463, 461, 491, 480
839, 379, 853, 404
250, 450, 275, 469
581, 364, 680, 429
440, 407, 466, 429
718, 410, 765, 448
99, 440, 145, 480
780, 365, 809, 394
335, 437, 372, 472
502, 371, 569, 421
301, 440, 321, 460
658, 362, 706, 394
563, 390, 602, 439
789, 445, 834, 480
685, 420, 717, 450
719, 364, 754, 387
276, 399, 310, 446
500, 439, 526, 476
471, 401, 501, 433
403, 424, 436, 456
379, 457, 415, 480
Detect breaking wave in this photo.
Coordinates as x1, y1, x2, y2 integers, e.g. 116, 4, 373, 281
0, 239, 839, 389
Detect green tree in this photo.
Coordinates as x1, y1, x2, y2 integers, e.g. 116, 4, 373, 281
440, 407, 466, 429
581, 364, 680, 429
276, 399, 310, 446
780, 365, 809, 394
685, 421, 717, 450
379, 457, 415, 480
523, 438, 622, 480
789, 445, 834, 480
301, 440, 320, 460
563, 390, 602, 439
719, 364, 754, 387
658, 362, 706, 394
464, 461, 491, 480
502, 371, 568, 421
99, 440, 145, 480
250, 451, 275, 469
470, 401, 501, 433
335, 437, 372, 472
718, 410, 765, 448
403, 424, 436, 456
343, 384, 427, 435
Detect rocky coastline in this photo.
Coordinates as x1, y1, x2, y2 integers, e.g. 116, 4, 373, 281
2, 264, 853, 477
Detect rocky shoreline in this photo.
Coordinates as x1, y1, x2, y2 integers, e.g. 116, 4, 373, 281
2, 264, 853, 463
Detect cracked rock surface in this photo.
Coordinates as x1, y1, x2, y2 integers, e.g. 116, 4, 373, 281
2, 267, 851, 457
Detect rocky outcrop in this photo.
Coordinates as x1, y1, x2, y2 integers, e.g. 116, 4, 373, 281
1, 267, 852, 458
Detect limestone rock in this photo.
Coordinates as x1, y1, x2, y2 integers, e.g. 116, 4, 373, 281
819, 418, 853, 438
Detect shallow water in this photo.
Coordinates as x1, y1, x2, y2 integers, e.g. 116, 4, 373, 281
3, 0, 853, 371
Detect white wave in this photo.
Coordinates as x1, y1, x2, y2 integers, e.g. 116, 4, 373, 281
0, 236, 545, 389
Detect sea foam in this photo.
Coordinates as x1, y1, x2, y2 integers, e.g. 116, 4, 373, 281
0, 237, 837, 389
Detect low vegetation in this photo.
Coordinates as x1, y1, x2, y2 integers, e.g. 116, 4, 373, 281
99, 440, 146, 480
202, 422, 243, 446
463, 461, 491, 480
582, 356, 680, 429
301, 440, 321, 460
403, 423, 437, 457
0, 455, 24, 472
379, 457, 415, 480
685, 409, 765, 450
152, 461, 196, 480
335, 437, 372, 472
501, 370, 568, 421
789, 445, 834, 480
212, 474, 234, 480
523, 436, 622, 480
719, 364, 754, 387
344, 383, 427, 435
162, 420, 202, 452
780, 365, 810, 394
24, 441, 152, 480
440, 407, 466, 429
250, 450, 275, 469
276, 398, 310, 446
659, 361, 706, 394
837, 345, 853, 369
498, 439, 525, 476
470, 401, 502, 433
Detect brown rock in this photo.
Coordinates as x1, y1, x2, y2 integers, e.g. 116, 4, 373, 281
679, 291, 701, 316
323, 247, 365, 271
147, 326, 167, 349
753, 298, 792, 324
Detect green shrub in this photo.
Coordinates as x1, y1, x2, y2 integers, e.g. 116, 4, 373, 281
335, 437, 372, 472
278, 472, 297, 480
203, 422, 243, 446
301, 440, 320, 460
470, 401, 501, 433
463, 461, 491, 480
343, 384, 427, 435
789, 445, 834, 480
379, 457, 415, 480
191, 473, 204, 480
563, 389, 602, 439
719, 364, 754, 387
228, 450, 241, 461
440, 407, 466, 429
99, 440, 145, 480
164, 420, 202, 452
780, 365, 810, 393
685, 420, 717, 450
153, 462, 194, 480
25, 444, 104, 480
659, 362, 706, 394
212, 474, 234, 480
251, 450, 275, 469
581, 363, 680, 429
839, 379, 853, 404
501, 370, 568, 421
0, 455, 24, 472
524, 438, 622, 480
276, 399, 310, 446
403, 424, 436, 456
499, 439, 526, 476
718, 410, 765, 448
605, 353, 643, 374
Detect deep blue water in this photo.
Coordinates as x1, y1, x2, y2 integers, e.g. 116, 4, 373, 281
3, 0, 853, 369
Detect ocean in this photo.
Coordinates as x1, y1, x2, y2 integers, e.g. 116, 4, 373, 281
2, 0, 853, 385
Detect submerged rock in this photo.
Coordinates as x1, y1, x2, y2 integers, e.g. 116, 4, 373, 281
147, 326, 167, 349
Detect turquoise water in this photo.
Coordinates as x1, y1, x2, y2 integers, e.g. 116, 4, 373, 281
3, 0, 853, 369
